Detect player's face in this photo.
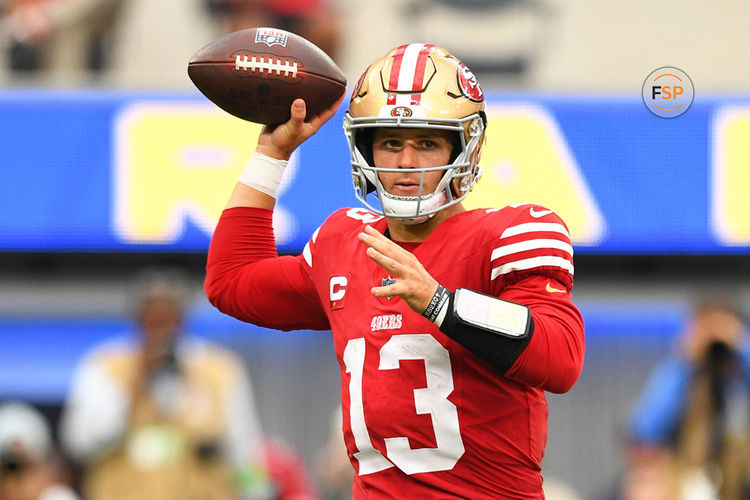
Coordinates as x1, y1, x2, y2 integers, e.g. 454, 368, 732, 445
372, 128, 454, 197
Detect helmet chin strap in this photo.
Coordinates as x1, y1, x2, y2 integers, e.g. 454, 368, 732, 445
392, 211, 432, 225
379, 188, 449, 223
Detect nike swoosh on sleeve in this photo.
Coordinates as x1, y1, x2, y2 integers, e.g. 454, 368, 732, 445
529, 207, 553, 218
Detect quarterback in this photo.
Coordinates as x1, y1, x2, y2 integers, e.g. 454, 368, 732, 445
205, 44, 585, 498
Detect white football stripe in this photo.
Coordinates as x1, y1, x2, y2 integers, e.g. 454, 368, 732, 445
491, 238, 574, 261
500, 222, 570, 239
491, 256, 574, 280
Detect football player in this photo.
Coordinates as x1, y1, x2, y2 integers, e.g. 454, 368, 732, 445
205, 44, 585, 498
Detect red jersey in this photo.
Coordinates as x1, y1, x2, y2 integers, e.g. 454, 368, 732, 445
206, 204, 585, 499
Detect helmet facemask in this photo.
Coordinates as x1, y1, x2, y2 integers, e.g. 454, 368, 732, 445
345, 115, 485, 223
344, 43, 486, 223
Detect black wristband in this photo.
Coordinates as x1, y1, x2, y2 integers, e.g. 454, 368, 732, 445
422, 285, 451, 323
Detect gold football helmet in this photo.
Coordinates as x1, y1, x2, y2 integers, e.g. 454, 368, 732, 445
344, 43, 486, 222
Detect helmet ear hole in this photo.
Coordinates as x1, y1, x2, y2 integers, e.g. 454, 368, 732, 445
355, 128, 374, 166
354, 128, 377, 194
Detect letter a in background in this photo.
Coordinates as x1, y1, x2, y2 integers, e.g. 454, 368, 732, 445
465, 104, 606, 246
712, 106, 750, 245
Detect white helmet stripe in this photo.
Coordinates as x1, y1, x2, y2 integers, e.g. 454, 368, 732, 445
386, 45, 407, 105
396, 44, 423, 91
387, 43, 432, 105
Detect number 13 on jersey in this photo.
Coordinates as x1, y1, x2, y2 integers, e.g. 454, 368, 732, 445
343, 334, 465, 475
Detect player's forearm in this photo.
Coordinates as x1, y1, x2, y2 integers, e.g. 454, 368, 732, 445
226, 182, 276, 210
431, 288, 534, 375
504, 301, 585, 393
225, 97, 339, 211
227, 151, 290, 210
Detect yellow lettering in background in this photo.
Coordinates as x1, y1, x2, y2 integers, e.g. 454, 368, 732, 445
114, 102, 261, 243
464, 104, 606, 245
712, 106, 750, 245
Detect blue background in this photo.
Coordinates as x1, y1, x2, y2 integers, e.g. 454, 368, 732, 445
1, 90, 748, 253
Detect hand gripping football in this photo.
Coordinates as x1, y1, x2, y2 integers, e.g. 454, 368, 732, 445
188, 27, 347, 125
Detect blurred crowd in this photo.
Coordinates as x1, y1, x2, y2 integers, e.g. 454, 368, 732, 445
622, 297, 750, 500
1, 1, 750, 499
2, 271, 748, 498
0, 0, 552, 88
0, 0, 342, 85
2, 0, 750, 91
0, 0, 124, 76
0, 269, 327, 500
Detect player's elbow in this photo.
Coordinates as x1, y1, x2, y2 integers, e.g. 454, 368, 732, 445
204, 270, 237, 317
546, 363, 582, 394
546, 342, 585, 394
204, 265, 269, 326
545, 312, 585, 393
508, 351, 583, 393
511, 315, 585, 393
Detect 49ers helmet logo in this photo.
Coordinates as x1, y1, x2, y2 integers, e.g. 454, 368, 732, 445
390, 106, 413, 117
457, 62, 483, 102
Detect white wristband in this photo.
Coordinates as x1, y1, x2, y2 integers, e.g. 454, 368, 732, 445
237, 152, 288, 198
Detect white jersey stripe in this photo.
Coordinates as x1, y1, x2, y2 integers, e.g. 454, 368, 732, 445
302, 242, 312, 267
500, 222, 570, 239
302, 226, 321, 268
490, 238, 574, 261
491, 256, 574, 280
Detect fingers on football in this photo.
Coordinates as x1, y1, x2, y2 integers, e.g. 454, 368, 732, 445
288, 99, 306, 126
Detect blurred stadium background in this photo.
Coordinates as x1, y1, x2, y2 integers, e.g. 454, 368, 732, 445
2, 0, 750, 498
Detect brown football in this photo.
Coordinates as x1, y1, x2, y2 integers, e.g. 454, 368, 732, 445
188, 27, 347, 125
